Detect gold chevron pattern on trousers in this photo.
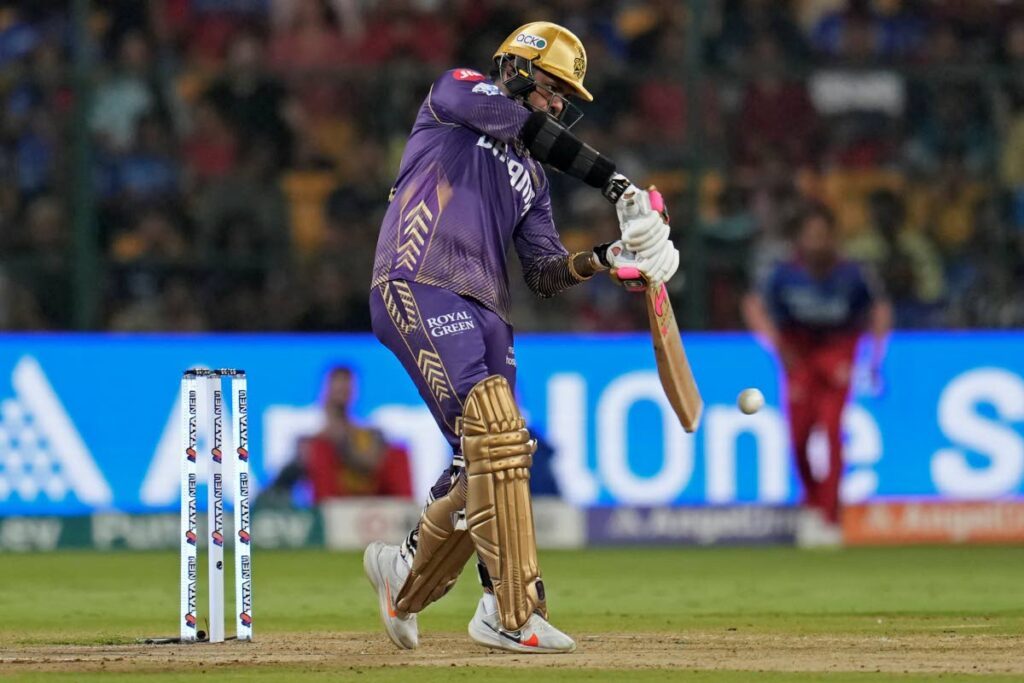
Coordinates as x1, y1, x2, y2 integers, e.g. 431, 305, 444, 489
377, 280, 460, 421
417, 349, 452, 402
381, 280, 417, 334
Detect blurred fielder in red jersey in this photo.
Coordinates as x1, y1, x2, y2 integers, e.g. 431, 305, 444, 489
257, 366, 413, 505
302, 366, 412, 501
744, 204, 892, 547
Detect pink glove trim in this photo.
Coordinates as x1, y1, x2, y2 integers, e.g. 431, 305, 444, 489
616, 267, 642, 280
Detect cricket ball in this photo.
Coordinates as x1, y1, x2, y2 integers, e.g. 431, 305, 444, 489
738, 388, 764, 415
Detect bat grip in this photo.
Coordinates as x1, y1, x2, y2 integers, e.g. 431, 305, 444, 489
610, 248, 648, 292
649, 189, 664, 213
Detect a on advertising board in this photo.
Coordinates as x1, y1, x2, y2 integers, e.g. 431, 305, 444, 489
0, 332, 1021, 516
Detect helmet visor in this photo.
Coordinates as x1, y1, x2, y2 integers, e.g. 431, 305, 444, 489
532, 80, 584, 129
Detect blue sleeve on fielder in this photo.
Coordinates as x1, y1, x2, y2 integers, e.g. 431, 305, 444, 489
762, 263, 786, 323
849, 261, 882, 318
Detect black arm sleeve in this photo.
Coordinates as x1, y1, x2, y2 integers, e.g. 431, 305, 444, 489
520, 111, 618, 192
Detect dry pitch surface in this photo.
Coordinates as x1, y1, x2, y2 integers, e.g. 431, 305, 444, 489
6, 631, 1024, 680
2, 547, 1022, 682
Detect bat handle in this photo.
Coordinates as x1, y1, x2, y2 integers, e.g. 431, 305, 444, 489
649, 189, 664, 213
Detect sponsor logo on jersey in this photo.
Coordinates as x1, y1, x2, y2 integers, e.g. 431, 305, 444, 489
515, 33, 547, 49
476, 135, 536, 216
453, 68, 485, 82
471, 82, 501, 96
781, 287, 852, 325
426, 311, 476, 338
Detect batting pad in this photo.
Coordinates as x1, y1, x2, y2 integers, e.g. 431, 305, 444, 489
395, 475, 474, 615
462, 375, 546, 632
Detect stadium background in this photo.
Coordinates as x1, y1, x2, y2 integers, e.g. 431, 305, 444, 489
1, 2, 1023, 680
2, 0, 1023, 334
2, 0, 1022, 543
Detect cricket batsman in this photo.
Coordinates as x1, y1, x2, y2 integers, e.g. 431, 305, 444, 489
362, 22, 679, 653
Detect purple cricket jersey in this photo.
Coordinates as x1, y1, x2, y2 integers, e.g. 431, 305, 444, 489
371, 68, 569, 323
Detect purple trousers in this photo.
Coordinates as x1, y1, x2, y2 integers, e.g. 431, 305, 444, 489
370, 279, 517, 453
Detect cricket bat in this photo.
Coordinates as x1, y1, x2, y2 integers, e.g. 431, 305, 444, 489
611, 186, 703, 432
646, 282, 703, 432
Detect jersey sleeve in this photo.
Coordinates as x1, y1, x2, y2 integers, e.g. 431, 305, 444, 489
513, 182, 585, 298
760, 263, 786, 322
850, 261, 886, 321
858, 261, 886, 303
426, 68, 532, 144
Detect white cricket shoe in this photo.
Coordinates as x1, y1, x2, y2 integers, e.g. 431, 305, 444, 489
796, 509, 843, 549
468, 593, 576, 654
363, 541, 418, 649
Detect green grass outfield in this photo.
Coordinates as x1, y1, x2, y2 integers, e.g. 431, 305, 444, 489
1, 546, 1022, 681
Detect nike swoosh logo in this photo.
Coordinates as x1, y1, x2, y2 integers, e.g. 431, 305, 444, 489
496, 626, 539, 647
384, 580, 398, 618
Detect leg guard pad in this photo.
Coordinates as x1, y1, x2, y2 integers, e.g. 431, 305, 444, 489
462, 375, 545, 631
394, 475, 475, 614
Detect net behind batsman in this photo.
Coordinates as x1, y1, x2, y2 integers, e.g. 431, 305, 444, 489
362, 22, 679, 653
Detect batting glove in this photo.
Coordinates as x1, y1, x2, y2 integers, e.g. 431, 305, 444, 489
597, 239, 680, 290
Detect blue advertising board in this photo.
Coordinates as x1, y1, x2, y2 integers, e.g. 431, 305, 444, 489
0, 332, 1021, 515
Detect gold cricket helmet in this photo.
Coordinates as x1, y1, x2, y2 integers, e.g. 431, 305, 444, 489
493, 21, 592, 102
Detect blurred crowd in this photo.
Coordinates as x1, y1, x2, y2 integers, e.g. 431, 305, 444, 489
1, 0, 1023, 332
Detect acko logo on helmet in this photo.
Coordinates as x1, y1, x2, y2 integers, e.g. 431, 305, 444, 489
515, 32, 547, 49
